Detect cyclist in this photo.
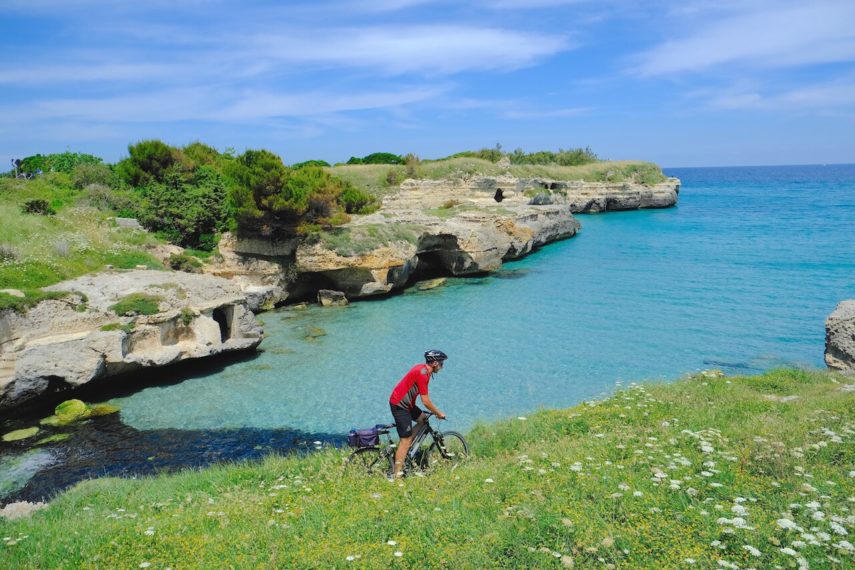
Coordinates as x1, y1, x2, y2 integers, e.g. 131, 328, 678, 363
388, 349, 448, 479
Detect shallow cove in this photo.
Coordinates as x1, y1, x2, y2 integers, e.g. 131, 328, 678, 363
105, 164, 855, 434
2, 164, 855, 503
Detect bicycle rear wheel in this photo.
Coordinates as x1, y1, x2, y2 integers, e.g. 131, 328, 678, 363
345, 447, 392, 477
424, 431, 469, 469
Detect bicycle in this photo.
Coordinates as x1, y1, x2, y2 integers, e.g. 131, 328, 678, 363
345, 411, 469, 477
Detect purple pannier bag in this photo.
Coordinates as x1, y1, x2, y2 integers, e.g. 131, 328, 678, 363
347, 426, 380, 448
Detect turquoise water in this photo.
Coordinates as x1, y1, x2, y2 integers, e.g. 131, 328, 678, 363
112, 164, 855, 435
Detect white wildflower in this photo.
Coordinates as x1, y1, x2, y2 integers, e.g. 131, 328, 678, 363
812, 511, 825, 521
835, 540, 854, 552
717, 560, 739, 569
684, 559, 696, 565
394, 551, 403, 557
484, 478, 495, 484
743, 545, 761, 557
777, 519, 800, 530
633, 491, 644, 497
780, 547, 797, 556
830, 522, 847, 536
139, 564, 151, 569
387, 540, 397, 546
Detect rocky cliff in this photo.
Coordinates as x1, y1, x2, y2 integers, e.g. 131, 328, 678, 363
826, 300, 855, 373
209, 175, 679, 304
0, 270, 263, 411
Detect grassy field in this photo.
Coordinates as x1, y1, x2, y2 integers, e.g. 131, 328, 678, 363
1, 369, 852, 569
330, 159, 670, 199
0, 176, 163, 306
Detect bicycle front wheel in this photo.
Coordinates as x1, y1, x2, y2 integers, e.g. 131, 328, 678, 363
345, 447, 392, 477
424, 431, 469, 469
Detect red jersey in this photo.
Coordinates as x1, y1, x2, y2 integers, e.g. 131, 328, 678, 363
389, 364, 431, 409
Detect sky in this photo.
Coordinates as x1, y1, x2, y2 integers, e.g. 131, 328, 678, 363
1, 0, 854, 168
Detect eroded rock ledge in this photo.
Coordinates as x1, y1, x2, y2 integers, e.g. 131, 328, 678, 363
0, 271, 263, 411
826, 301, 855, 373
208, 175, 679, 304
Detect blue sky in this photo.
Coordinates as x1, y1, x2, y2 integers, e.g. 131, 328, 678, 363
2, 0, 854, 168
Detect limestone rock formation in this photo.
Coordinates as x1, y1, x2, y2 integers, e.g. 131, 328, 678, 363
205, 232, 298, 310
210, 174, 677, 303
0, 270, 263, 411
825, 300, 855, 373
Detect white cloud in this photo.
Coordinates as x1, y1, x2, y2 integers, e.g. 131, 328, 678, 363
503, 106, 591, 118
219, 86, 448, 120
709, 79, 855, 111
253, 25, 569, 74
0, 85, 447, 124
636, 1, 855, 75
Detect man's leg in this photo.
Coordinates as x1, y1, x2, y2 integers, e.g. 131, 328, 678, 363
394, 435, 412, 477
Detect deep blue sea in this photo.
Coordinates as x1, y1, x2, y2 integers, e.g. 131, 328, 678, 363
3, 164, 855, 502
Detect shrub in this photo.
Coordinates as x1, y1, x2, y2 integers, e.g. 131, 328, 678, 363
347, 152, 403, 165
139, 166, 229, 249
81, 184, 137, 214
109, 293, 162, 316
182, 142, 221, 167
339, 186, 376, 214
292, 159, 331, 168
0, 244, 17, 263
385, 168, 404, 187
441, 199, 462, 209
404, 153, 421, 178
508, 147, 599, 166
167, 253, 203, 273
115, 139, 180, 187
22, 199, 56, 215
71, 162, 113, 189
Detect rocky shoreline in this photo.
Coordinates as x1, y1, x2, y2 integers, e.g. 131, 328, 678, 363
1, 174, 679, 412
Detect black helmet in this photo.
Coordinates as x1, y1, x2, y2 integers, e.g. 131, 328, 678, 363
424, 349, 448, 364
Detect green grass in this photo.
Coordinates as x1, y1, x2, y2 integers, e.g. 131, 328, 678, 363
329, 159, 669, 200
0, 290, 73, 313
1, 369, 853, 568
310, 223, 425, 257
108, 293, 163, 316
0, 178, 164, 290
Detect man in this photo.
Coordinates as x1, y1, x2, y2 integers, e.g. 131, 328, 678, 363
388, 349, 448, 479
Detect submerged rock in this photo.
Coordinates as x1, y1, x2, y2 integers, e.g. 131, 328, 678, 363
825, 300, 855, 373
55, 399, 88, 422
2, 427, 39, 442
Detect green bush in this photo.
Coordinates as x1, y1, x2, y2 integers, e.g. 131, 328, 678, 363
508, 147, 599, 166
292, 159, 331, 168
339, 186, 376, 214
18, 152, 104, 176
139, 166, 229, 249
71, 162, 114, 189
167, 252, 203, 273
346, 152, 403, 165
22, 199, 56, 215
115, 140, 181, 187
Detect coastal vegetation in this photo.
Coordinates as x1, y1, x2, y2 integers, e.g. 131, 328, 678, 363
1, 369, 852, 568
1, 144, 667, 300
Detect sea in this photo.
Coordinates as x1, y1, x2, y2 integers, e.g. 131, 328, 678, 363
2, 164, 855, 503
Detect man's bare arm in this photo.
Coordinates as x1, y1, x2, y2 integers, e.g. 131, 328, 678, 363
420, 394, 445, 419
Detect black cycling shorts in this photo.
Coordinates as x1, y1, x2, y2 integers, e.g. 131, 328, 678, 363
390, 403, 423, 438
